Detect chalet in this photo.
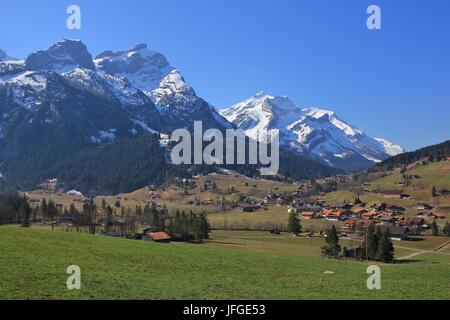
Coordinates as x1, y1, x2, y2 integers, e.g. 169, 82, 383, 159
380, 216, 395, 224
383, 190, 403, 199
330, 203, 353, 210
406, 218, 427, 231
378, 225, 409, 241
417, 211, 433, 218
342, 218, 359, 230
371, 202, 387, 212
301, 212, 317, 220
362, 211, 377, 220
387, 205, 406, 214
432, 212, 446, 220
296, 205, 322, 213
148, 231, 171, 243
417, 203, 433, 210
323, 209, 350, 221
351, 208, 369, 218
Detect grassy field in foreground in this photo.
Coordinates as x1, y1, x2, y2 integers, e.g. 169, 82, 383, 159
1, 226, 449, 300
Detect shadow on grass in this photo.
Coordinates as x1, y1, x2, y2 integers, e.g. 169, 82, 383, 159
395, 259, 439, 265
407, 237, 425, 242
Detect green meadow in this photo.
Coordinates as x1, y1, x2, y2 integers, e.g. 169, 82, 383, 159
1, 226, 449, 300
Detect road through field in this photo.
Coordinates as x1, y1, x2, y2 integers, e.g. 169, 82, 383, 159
397, 241, 450, 260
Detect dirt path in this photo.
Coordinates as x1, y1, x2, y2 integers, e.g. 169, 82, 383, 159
397, 241, 450, 260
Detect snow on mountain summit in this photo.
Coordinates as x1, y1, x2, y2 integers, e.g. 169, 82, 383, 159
220, 92, 303, 135
374, 138, 405, 156
152, 70, 198, 106
221, 93, 404, 171
25, 39, 95, 73
94, 43, 174, 94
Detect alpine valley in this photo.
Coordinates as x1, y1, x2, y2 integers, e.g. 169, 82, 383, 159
0, 40, 404, 194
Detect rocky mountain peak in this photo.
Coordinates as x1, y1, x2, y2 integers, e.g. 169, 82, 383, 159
0, 49, 8, 61
25, 39, 95, 72
94, 44, 173, 93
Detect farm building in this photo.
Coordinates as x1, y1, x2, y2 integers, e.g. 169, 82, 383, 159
301, 212, 317, 220
148, 232, 171, 243
378, 225, 409, 241
383, 190, 403, 199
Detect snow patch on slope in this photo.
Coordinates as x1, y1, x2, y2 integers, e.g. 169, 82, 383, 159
375, 138, 405, 156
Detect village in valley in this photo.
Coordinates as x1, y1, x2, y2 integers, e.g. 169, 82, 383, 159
15, 158, 450, 264
1, 146, 450, 300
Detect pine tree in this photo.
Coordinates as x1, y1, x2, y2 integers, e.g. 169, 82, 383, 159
105, 205, 113, 232
40, 198, 48, 221
363, 224, 379, 260
83, 198, 97, 234
377, 229, 395, 263
443, 222, 450, 237
199, 212, 211, 240
431, 220, 439, 236
321, 225, 341, 258
19, 199, 31, 228
69, 203, 78, 215
287, 211, 301, 235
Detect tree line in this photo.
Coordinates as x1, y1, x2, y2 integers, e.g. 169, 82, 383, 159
0, 193, 211, 242
322, 224, 395, 263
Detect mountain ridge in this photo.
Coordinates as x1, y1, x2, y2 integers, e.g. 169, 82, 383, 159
220, 92, 404, 171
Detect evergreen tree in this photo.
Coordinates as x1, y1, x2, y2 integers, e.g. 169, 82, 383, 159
105, 205, 113, 233
46, 200, 59, 221
69, 203, 78, 215
377, 229, 395, 263
363, 224, 379, 260
322, 225, 341, 258
83, 198, 97, 234
431, 220, 439, 236
287, 211, 301, 235
199, 212, 211, 240
19, 199, 31, 228
443, 222, 450, 237
40, 198, 48, 220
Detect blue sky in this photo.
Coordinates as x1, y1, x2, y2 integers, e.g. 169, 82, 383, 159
1, 0, 449, 151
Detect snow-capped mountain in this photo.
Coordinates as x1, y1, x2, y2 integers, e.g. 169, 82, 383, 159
0, 39, 404, 193
95, 44, 231, 131
25, 40, 95, 73
94, 43, 173, 94
221, 92, 404, 171
152, 69, 232, 130
0, 39, 237, 192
